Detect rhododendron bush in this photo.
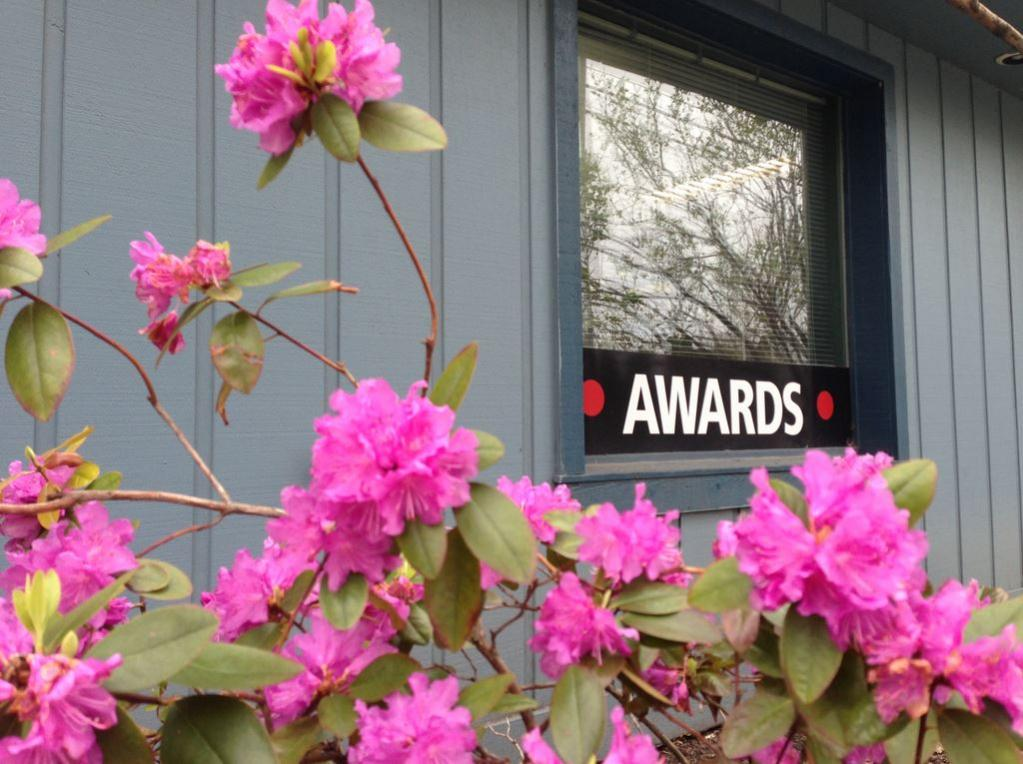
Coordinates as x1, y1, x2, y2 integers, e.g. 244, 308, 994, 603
0, 2, 1019, 763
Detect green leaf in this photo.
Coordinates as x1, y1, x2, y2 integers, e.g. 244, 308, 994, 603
965, 597, 1023, 642
280, 569, 316, 613
257, 148, 293, 190
770, 478, 810, 527
235, 622, 284, 651
429, 342, 478, 410
688, 557, 753, 613
883, 459, 938, 526
358, 101, 448, 153
0, 247, 43, 287
96, 706, 153, 763
610, 581, 688, 615
455, 482, 537, 584
474, 430, 505, 471
203, 283, 243, 302
458, 674, 515, 720
886, 713, 939, 764
318, 694, 357, 738
261, 279, 346, 310
804, 736, 843, 764
171, 642, 303, 690
491, 693, 539, 715
747, 622, 784, 677
128, 561, 170, 593
312, 93, 360, 162
398, 519, 448, 579
231, 261, 302, 287
720, 688, 796, 758
87, 605, 218, 692
621, 610, 723, 645
939, 709, 1020, 764
550, 665, 606, 764
271, 717, 321, 764
157, 298, 212, 366
620, 664, 675, 706
399, 602, 434, 645
86, 470, 122, 490
209, 311, 264, 394
6, 302, 75, 421
45, 214, 112, 255
722, 608, 761, 654
161, 696, 276, 764
423, 528, 481, 650
781, 609, 842, 704
43, 571, 132, 652
133, 559, 192, 601
347, 653, 420, 701
320, 574, 368, 631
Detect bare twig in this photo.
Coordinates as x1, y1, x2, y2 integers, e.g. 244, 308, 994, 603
0, 488, 282, 518
357, 156, 438, 384
12, 287, 231, 503
229, 301, 357, 388
470, 624, 536, 730
637, 713, 690, 764
139, 514, 226, 557
946, 0, 1023, 55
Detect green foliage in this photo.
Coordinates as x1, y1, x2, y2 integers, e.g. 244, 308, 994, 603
230, 261, 301, 287
886, 713, 939, 764
399, 602, 434, 645
781, 610, 842, 704
161, 696, 277, 764
720, 687, 796, 758
883, 459, 938, 526
312, 94, 361, 162
358, 101, 448, 152
347, 653, 420, 701
45, 214, 113, 255
43, 572, 132, 652
473, 429, 505, 471
317, 694, 357, 738
551, 665, 606, 764
129, 559, 192, 601
458, 674, 515, 720
157, 298, 212, 365
0, 247, 43, 288
621, 609, 723, 645
5, 301, 75, 421
397, 519, 447, 579
610, 580, 688, 615
235, 622, 285, 651
171, 642, 303, 690
320, 573, 369, 630
938, 709, 1021, 764
257, 148, 293, 189
491, 693, 539, 715
770, 478, 810, 527
271, 717, 322, 764
689, 556, 753, 613
965, 596, 1023, 641
429, 341, 478, 411
209, 311, 264, 394
260, 279, 346, 309
423, 528, 481, 650
96, 706, 154, 763
455, 482, 537, 585
87, 605, 218, 692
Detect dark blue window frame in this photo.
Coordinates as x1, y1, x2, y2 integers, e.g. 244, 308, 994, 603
553, 0, 905, 509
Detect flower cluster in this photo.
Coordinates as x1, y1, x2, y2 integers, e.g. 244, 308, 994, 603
0, 459, 75, 547
0, 179, 46, 257
129, 232, 232, 354
216, 0, 402, 155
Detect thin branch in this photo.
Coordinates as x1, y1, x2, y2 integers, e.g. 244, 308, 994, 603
276, 557, 325, 650
0, 488, 283, 518
12, 286, 231, 503
470, 624, 536, 730
229, 301, 357, 388
139, 514, 226, 557
946, 0, 1023, 56
357, 155, 438, 384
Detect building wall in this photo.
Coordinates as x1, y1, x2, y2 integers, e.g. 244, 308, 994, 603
0, 0, 1022, 688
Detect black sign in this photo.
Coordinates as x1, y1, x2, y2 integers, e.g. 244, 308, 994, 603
583, 348, 853, 455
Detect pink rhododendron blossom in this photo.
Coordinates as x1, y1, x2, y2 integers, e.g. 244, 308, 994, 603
350, 673, 476, 763
201, 538, 311, 641
266, 612, 395, 725
0, 460, 75, 547
216, 0, 403, 155
869, 657, 933, 722
269, 485, 398, 590
793, 448, 893, 528
185, 240, 232, 286
141, 311, 185, 355
1, 503, 136, 631
129, 232, 193, 320
605, 707, 663, 764
0, 599, 32, 656
0, 179, 46, 255
0, 288, 12, 301
844, 744, 886, 764
942, 625, 1023, 732
0, 652, 121, 763
713, 519, 738, 559
522, 729, 563, 764
309, 379, 478, 537
529, 573, 637, 679
914, 579, 983, 673
644, 660, 689, 710
750, 737, 800, 764
576, 484, 684, 585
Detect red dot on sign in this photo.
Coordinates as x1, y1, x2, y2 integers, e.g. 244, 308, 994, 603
817, 390, 835, 421
583, 379, 605, 417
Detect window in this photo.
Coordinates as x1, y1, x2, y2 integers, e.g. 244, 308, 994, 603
578, 14, 854, 457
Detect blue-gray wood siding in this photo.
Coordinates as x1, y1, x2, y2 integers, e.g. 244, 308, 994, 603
2, 0, 1023, 700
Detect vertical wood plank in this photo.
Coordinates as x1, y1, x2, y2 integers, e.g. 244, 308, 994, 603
905, 45, 960, 580
682, 509, 737, 569
59, 0, 198, 568
973, 79, 1022, 590
940, 62, 992, 583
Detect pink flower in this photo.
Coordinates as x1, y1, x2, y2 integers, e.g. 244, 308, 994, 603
0, 652, 121, 763
644, 660, 689, 709
793, 448, 892, 528
201, 538, 311, 641
750, 737, 800, 764
216, 0, 403, 155
129, 232, 193, 320
0, 289, 11, 301
141, 311, 185, 355
713, 520, 738, 559
0, 598, 33, 656
577, 484, 683, 585
268, 485, 398, 590
869, 658, 933, 723
0, 179, 46, 255
266, 612, 394, 725
0, 460, 75, 547
350, 673, 476, 763
309, 379, 478, 537
529, 573, 637, 679
605, 707, 663, 764
185, 240, 231, 286
522, 729, 563, 764
943, 625, 1023, 732
844, 744, 886, 764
